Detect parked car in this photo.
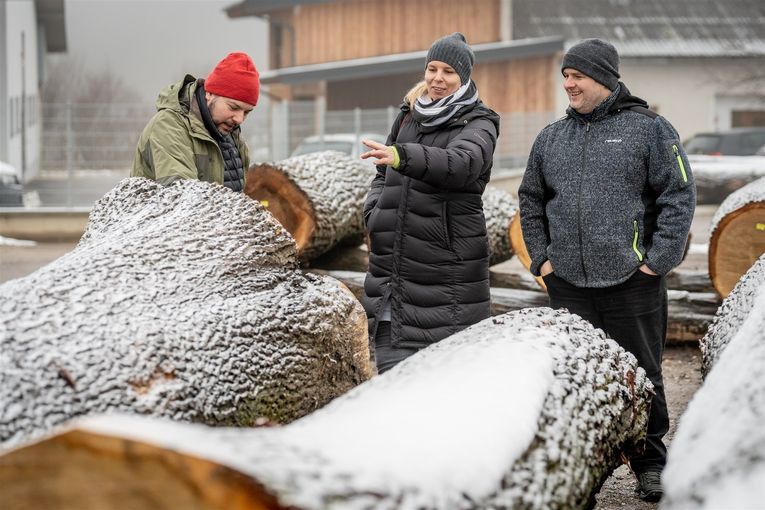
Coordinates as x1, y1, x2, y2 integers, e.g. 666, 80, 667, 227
684, 127, 765, 156
0, 162, 24, 206
291, 133, 388, 164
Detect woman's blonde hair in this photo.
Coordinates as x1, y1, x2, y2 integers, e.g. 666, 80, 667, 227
404, 80, 428, 108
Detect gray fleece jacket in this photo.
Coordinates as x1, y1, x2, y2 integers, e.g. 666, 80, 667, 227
518, 83, 696, 288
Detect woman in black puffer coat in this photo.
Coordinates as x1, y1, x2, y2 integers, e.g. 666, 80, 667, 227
361, 33, 500, 373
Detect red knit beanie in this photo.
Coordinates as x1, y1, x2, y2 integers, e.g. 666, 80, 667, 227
205, 52, 260, 106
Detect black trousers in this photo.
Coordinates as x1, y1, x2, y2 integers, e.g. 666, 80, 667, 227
374, 321, 418, 374
544, 270, 669, 473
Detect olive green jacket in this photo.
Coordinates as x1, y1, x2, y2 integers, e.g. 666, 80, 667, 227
131, 75, 250, 186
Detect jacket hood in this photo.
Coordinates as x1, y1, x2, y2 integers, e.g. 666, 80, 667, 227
155, 74, 197, 113
609, 82, 649, 112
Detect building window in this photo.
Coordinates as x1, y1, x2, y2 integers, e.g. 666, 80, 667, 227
732, 110, 765, 128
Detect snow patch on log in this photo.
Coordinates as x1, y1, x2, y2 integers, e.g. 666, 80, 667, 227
709, 175, 765, 235
0, 178, 371, 448
482, 186, 517, 266
700, 253, 765, 375
7, 308, 651, 509
663, 276, 765, 509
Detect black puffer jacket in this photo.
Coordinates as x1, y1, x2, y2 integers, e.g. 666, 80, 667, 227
363, 102, 500, 349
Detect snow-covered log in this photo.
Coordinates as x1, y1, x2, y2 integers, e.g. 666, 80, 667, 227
0, 178, 372, 449
708, 176, 765, 297
691, 154, 765, 205
482, 186, 517, 266
245, 151, 376, 261
662, 255, 765, 509
0, 308, 652, 509
699, 252, 765, 377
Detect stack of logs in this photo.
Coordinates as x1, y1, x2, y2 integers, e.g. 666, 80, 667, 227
0, 308, 652, 509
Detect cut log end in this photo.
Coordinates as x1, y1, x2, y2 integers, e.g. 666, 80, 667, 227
245, 165, 316, 254
709, 203, 765, 297
508, 210, 546, 290
0, 429, 286, 510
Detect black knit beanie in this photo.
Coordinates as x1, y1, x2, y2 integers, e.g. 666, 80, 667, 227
561, 38, 620, 91
426, 32, 475, 85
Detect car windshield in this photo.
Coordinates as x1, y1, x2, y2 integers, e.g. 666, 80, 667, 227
685, 135, 722, 155
292, 141, 354, 156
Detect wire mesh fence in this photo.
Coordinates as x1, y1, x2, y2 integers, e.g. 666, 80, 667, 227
41, 100, 553, 174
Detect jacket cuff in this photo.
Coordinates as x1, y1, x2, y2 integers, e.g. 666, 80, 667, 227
391, 146, 400, 169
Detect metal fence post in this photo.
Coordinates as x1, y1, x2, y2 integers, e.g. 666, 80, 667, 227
353, 107, 362, 141
317, 96, 326, 150
65, 102, 73, 208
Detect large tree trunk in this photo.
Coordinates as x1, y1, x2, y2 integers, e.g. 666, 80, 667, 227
0, 178, 372, 449
245, 151, 376, 262
0, 308, 651, 510
662, 254, 765, 509
482, 186, 517, 266
700, 252, 765, 376
708, 176, 765, 298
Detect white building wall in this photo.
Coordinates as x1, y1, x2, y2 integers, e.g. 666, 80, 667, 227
4, 0, 42, 181
554, 56, 765, 141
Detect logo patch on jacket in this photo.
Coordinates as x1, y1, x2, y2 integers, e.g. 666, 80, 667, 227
605, 139, 623, 143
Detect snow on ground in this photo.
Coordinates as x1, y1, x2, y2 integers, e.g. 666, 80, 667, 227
0, 236, 36, 247
662, 283, 765, 509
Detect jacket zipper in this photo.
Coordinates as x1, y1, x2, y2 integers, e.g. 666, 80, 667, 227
577, 122, 591, 284
632, 220, 644, 261
672, 144, 688, 183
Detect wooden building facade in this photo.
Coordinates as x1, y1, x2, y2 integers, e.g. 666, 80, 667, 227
225, 0, 561, 115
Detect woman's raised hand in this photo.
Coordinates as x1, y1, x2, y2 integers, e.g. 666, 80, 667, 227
361, 139, 395, 166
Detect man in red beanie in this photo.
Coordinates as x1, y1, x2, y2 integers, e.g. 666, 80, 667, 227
132, 52, 260, 192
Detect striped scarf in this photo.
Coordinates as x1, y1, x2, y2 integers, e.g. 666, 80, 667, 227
411, 80, 479, 128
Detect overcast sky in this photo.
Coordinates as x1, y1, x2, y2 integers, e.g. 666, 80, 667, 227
53, 0, 268, 102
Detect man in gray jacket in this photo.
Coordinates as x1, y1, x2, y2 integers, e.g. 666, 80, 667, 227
519, 38, 695, 502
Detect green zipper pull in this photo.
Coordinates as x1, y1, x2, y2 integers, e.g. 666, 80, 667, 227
632, 220, 644, 261
673, 144, 689, 183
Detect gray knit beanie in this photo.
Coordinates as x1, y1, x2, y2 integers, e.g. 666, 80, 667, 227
561, 38, 620, 91
426, 32, 475, 85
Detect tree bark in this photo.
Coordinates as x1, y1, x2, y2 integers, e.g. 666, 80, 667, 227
0, 308, 652, 510
662, 254, 765, 509
0, 178, 372, 449
708, 176, 765, 298
245, 151, 376, 262
700, 253, 765, 376
482, 186, 517, 266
